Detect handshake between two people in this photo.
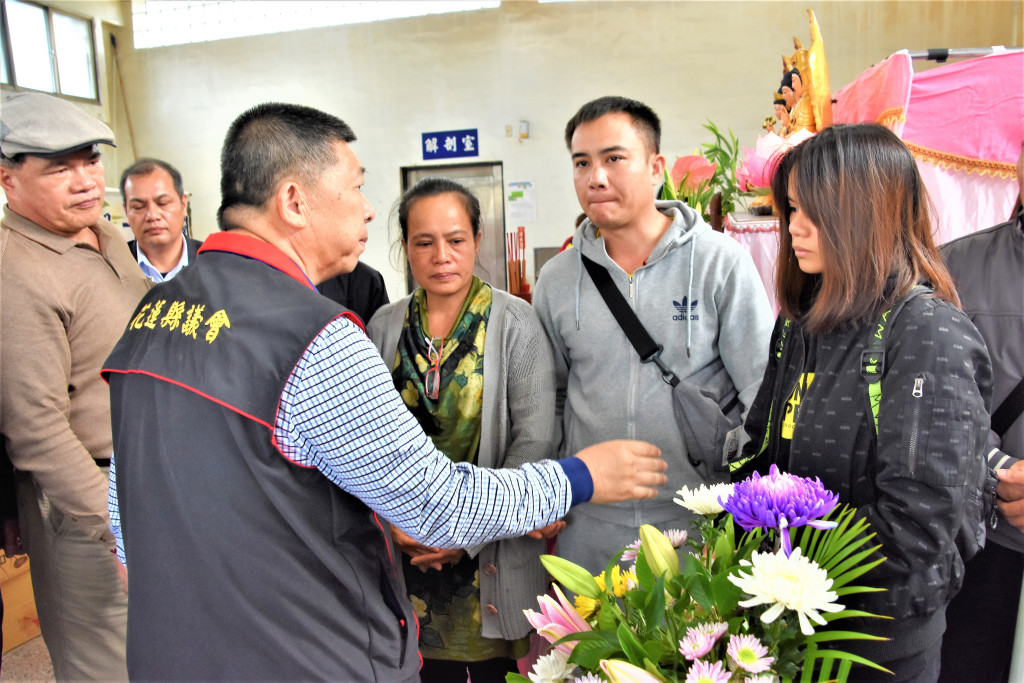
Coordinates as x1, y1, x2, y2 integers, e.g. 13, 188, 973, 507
394, 439, 666, 571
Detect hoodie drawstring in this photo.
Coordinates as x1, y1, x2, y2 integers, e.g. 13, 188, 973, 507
574, 246, 583, 330
686, 235, 695, 358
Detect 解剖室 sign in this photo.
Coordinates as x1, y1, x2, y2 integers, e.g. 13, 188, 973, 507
421, 129, 478, 160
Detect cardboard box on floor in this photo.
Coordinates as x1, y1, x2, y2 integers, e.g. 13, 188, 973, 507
1, 554, 41, 653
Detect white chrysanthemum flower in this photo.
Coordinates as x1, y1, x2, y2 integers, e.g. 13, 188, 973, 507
728, 547, 844, 635
674, 483, 734, 515
529, 650, 571, 683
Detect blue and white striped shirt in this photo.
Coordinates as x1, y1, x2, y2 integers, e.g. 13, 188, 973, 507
109, 315, 592, 564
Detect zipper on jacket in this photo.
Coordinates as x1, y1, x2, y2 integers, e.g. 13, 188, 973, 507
907, 375, 924, 476
627, 272, 637, 439
398, 618, 407, 667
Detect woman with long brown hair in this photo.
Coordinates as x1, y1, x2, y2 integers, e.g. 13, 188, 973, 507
735, 123, 995, 682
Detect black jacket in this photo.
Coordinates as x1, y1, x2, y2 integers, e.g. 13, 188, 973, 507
738, 293, 994, 663
943, 211, 1024, 552
317, 261, 390, 326
127, 235, 203, 270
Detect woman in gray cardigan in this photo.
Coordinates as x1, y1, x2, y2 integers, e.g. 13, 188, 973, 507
367, 177, 560, 682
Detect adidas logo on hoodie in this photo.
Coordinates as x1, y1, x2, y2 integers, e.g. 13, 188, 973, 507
672, 297, 699, 321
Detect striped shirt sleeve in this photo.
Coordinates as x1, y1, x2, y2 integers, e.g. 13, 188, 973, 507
107, 455, 125, 565
274, 316, 585, 548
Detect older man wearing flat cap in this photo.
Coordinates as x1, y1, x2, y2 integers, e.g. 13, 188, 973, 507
1, 92, 148, 680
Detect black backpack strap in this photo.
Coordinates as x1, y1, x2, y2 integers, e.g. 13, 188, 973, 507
579, 253, 680, 386
861, 285, 931, 435
991, 377, 1024, 438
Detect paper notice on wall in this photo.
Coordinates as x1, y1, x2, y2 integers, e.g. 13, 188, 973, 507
507, 181, 537, 223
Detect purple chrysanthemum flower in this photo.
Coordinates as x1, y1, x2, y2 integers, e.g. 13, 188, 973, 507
720, 464, 839, 556
679, 628, 716, 660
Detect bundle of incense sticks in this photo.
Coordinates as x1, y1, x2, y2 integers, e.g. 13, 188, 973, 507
506, 226, 527, 294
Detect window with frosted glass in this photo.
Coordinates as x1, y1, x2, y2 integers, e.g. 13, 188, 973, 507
1, 0, 99, 101
1, 17, 9, 84
5, 0, 54, 93
52, 11, 97, 99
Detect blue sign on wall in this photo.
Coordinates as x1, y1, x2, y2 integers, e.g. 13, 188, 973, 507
422, 129, 479, 160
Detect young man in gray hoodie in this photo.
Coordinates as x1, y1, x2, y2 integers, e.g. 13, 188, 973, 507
534, 96, 774, 573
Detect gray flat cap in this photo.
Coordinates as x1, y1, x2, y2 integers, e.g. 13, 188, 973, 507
1, 92, 115, 158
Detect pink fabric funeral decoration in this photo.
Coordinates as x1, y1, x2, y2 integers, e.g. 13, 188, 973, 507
833, 49, 1022, 241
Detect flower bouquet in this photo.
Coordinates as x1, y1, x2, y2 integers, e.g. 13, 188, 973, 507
510, 466, 889, 683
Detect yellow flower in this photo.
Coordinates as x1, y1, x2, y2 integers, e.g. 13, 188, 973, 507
410, 595, 427, 618
574, 594, 599, 619
612, 567, 636, 598
573, 566, 635, 619
596, 565, 633, 598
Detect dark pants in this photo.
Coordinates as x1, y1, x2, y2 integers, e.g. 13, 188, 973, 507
419, 657, 518, 683
849, 636, 942, 683
939, 541, 1024, 682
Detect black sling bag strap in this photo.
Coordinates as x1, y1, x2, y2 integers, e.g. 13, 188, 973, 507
579, 252, 742, 475
579, 253, 680, 386
991, 377, 1024, 438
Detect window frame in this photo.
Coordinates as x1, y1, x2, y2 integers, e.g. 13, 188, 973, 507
0, 0, 100, 103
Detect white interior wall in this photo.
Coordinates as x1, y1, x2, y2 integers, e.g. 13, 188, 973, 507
88, 0, 1024, 298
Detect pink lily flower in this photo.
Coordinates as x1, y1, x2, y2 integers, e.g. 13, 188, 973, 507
600, 659, 664, 683
670, 155, 716, 192
738, 130, 816, 191
523, 584, 592, 656
737, 146, 768, 192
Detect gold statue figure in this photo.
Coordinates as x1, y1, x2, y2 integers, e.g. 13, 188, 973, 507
776, 9, 832, 136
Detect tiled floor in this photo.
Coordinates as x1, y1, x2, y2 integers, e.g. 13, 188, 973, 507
1, 636, 54, 682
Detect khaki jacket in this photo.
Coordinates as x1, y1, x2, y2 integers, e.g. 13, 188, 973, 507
1, 206, 149, 549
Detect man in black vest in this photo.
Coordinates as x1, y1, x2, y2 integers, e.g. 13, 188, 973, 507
103, 102, 667, 681
120, 158, 202, 282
